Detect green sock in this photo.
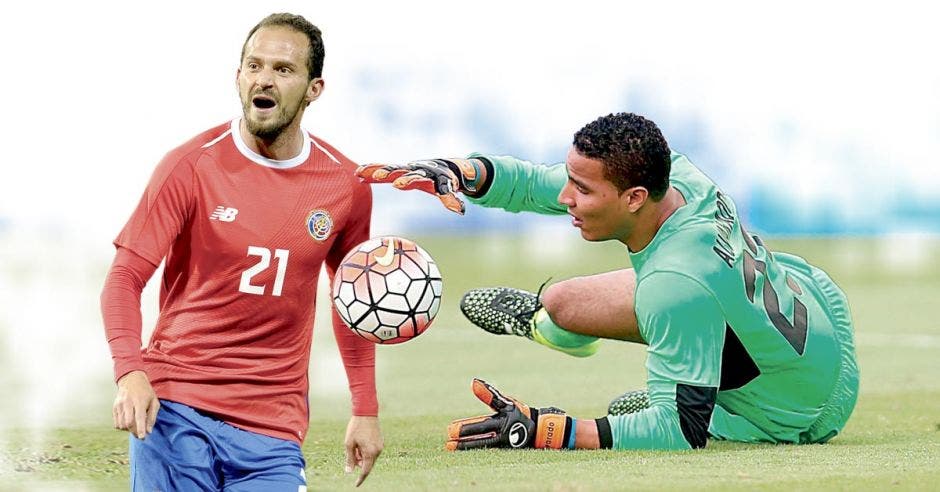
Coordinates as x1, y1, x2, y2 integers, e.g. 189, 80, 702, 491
531, 309, 599, 357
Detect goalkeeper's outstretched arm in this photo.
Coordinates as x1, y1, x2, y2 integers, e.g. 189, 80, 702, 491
357, 154, 569, 216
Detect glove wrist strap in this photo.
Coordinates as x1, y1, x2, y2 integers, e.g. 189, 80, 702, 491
446, 158, 493, 198
533, 413, 571, 449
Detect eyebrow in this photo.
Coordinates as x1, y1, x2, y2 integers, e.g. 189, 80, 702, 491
243, 55, 298, 68
568, 175, 589, 190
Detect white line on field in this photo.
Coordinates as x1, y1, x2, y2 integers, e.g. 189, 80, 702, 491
855, 332, 940, 348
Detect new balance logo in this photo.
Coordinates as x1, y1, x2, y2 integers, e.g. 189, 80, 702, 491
210, 206, 239, 222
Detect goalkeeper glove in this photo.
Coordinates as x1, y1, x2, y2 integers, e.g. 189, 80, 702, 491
356, 158, 489, 215
446, 378, 572, 450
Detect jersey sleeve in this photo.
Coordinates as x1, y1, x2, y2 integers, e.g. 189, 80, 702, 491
607, 271, 724, 449
100, 247, 159, 382
464, 153, 568, 215
114, 153, 196, 265
326, 179, 379, 416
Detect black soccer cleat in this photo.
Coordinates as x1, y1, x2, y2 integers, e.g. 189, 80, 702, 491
607, 389, 651, 416
459, 287, 542, 339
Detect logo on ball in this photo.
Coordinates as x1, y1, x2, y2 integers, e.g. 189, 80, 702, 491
375, 238, 396, 266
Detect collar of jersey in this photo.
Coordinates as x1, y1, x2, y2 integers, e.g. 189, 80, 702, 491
230, 118, 311, 169
628, 182, 695, 269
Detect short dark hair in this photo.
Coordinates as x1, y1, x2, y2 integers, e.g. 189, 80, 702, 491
573, 113, 671, 200
241, 13, 325, 80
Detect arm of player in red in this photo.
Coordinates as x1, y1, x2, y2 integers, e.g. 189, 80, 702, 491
356, 158, 491, 215
101, 247, 162, 440
446, 379, 610, 450
325, 180, 384, 486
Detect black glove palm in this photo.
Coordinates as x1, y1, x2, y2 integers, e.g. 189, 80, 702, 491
446, 379, 570, 450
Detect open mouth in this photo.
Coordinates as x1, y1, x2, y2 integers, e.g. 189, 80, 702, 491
252, 95, 277, 109
569, 213, 583, 227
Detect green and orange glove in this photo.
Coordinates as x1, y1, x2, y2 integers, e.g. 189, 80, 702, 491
446, 379, 573, 450
356, 158, 489, 215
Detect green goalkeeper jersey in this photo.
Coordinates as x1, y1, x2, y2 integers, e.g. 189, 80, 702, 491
467, 152, 858, 449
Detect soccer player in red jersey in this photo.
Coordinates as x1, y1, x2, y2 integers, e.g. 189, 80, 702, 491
100, 13, 382, 489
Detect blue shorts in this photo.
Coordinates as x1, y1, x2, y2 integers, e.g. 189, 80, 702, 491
130, 400, 307, 491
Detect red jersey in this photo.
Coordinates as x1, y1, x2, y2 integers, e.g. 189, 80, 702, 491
109, 119, 376, 443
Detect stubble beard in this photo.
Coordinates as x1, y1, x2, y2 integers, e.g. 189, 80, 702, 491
243, 95, 305, 140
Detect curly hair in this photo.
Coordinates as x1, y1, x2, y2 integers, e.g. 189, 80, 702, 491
572, 113, 671, 200
241, 13, 325, 80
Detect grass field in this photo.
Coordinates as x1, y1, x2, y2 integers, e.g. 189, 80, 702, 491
1, 235, 938, 491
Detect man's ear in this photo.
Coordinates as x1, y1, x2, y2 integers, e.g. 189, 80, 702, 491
622, 187, 649, 214
305, 77, 325, 106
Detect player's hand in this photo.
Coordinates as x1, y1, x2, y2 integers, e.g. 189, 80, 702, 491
356, 158, 487, 215
446, 378, 570, 450
113, 370, 160, 440
344, 416, 383, 487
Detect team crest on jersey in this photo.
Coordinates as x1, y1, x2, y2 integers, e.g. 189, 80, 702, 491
306, 209, 333, 241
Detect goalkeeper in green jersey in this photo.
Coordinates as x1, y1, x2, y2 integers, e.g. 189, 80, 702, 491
358, 112, 859, 451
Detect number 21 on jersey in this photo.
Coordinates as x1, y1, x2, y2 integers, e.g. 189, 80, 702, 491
239, 246, 289, 296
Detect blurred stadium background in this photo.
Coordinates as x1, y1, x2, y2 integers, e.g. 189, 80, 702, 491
1, 1, 938, 488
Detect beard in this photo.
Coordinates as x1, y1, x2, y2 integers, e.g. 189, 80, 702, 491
242, 93, 305, 140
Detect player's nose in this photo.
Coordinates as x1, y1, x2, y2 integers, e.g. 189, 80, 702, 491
557, 187, 575, 208
254, 68, 276, 88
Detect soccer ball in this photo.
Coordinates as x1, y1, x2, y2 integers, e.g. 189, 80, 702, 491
332, 236, 442, 344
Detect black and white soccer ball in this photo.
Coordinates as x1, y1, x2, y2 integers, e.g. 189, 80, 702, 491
332, 236, 442, 344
